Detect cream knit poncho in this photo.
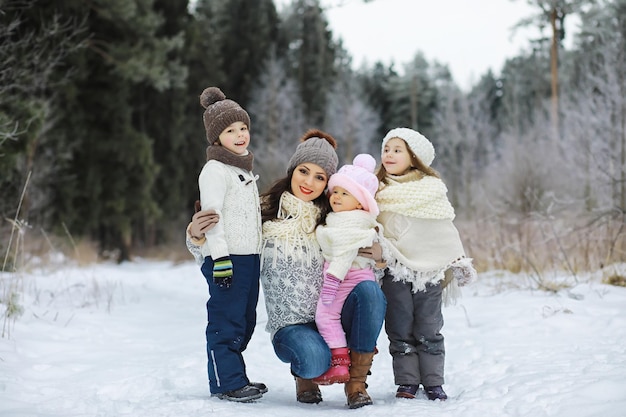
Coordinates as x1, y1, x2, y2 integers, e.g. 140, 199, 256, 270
376, 171, 468, 293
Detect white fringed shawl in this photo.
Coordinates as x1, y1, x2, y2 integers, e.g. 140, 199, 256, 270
376, 172, 467, 294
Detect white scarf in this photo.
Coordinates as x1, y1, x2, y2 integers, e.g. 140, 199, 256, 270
376, 171, 455, 220
261, 191, 321, 268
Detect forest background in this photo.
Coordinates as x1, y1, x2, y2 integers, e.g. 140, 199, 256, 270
1, 0, 625, 290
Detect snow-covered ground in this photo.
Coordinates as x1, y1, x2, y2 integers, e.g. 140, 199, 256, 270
1, 260, 625, 417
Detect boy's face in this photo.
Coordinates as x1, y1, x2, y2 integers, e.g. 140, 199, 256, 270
290, 163, 328, 202
329, 186, 362, 212
217, 121, 250, 155
382, 137, 412, 175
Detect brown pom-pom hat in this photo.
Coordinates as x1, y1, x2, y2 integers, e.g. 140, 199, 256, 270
200, 87, 251, 145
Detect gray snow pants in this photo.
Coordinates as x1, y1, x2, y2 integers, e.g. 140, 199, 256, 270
381, 272, 445, 387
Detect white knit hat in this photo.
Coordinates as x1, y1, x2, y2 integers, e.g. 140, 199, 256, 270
381, 127, 435, 167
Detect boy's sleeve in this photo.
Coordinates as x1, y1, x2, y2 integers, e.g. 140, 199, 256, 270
198, 162, 229, 260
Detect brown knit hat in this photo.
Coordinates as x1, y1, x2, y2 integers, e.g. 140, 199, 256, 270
287, 129, 339, 178
200, 87, 251, 144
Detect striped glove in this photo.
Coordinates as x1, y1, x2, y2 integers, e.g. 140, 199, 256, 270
320, 274, 341, 305
213, 256, 233, 288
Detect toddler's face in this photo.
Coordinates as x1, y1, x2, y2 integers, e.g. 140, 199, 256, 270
329, 186, 362, 212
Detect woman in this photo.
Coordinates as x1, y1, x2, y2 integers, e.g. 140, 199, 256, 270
187, 130, 386, 409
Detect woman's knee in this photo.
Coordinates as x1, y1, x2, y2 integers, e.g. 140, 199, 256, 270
272, 325, 331, 378
350, 281, 387, 314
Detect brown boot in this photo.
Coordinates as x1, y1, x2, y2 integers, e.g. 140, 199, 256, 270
344, 350, 375, 409
295, 377, 323, 404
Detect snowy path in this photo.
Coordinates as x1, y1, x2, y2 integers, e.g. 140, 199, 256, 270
1, 261, 625, 416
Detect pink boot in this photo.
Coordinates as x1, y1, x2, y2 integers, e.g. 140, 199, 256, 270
313, 347, 351, 385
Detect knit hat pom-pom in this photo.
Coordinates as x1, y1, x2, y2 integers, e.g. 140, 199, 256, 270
299, 129, 337, 149
353, 153, 376, 173
200, 87, 226, 109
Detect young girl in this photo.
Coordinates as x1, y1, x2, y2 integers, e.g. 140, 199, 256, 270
190, 86, 265, 402
312, 154, 384, 385
375, 127, 476, 401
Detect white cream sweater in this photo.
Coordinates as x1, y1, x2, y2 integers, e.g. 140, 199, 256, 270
198, 160, 262, 259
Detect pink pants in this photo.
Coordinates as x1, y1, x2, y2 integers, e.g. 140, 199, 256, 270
315, 262, 376, 348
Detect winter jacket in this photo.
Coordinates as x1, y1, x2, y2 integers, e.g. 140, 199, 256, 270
198, 159, 262, 259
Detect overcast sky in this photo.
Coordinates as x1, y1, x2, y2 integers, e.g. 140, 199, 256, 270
277, 0, 579, 90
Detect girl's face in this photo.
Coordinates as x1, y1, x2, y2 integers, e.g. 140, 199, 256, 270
291, 163, 328, 202
382, 137, 412, 175
217, 121, 250, 155
329, 186, 362, 212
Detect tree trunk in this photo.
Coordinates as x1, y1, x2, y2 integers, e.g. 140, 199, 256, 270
550, 7, 560, 140
410, 75, 418, 130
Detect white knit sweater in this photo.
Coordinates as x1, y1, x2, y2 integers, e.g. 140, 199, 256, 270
260, 192, 325, 337
198, 160, 262, 259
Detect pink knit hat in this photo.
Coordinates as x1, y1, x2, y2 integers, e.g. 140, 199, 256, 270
327, 154, 379, 216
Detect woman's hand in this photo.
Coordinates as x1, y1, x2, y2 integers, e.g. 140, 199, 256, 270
189, 208, 219, 240
358, 242, 387, 268
358, 242, 383, 263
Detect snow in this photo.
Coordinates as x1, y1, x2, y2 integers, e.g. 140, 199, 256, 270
1, 260, 625, 417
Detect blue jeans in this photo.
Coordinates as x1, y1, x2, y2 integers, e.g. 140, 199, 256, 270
272, 280, 386, 379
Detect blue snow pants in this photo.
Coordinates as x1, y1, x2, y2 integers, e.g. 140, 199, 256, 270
201, 254, 260, 394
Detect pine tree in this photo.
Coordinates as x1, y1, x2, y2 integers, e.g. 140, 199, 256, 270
386, 52, 438, 140
247, 49, 307, 191
0, 0, 87, 230
52, 0, 186, 261
356, 61, 398, 140
132, 0, 191, 245
208, 0, 279, 103
325, 63, 381, 163
279, 0, 338, 126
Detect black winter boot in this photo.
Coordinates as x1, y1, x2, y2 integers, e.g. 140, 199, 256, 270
215, 384, 263, 402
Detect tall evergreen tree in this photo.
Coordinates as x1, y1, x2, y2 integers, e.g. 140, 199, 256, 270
499, 49, 552, 137
132, 0, 191, 244
53, 0, 185, 261
512, 0, 597, 139
325, 63, 381, 163
561, 0, 626, 212
356, 61, 397, 140
208, 0, 279, 103
247, 49, 307, 191
386, 52, 438, 140
0, 0, 87, 228
182, 0, 227, 217
279, 0, 338, 126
